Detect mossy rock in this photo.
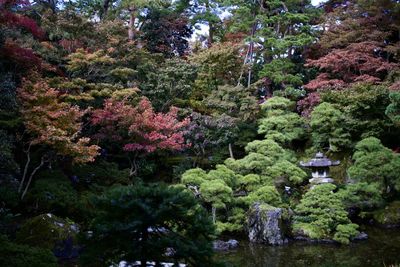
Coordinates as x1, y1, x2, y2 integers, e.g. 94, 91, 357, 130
16, 214, 79, 250
372, 201, 400, 227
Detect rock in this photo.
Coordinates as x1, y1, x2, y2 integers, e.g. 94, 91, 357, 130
372, 201, 400, 227
292, 236, 336, 244
213, 239, 239, 251
247, 203, 286, 245
352, 232, 368, 241
16, 214, 80, 259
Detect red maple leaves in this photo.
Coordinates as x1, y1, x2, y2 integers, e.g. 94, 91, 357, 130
92, 97, 190, 154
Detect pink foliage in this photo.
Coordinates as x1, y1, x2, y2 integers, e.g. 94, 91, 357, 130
305, 42, 398, 89
0, 0, 45, 39
297, 92, 321, 117
92, 97, 190, 154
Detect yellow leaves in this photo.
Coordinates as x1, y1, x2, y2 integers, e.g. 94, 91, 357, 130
18, 74, 100, 163
66, 48, 115, 74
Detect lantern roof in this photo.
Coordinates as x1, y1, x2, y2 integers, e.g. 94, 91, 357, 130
299, 152, 340, 167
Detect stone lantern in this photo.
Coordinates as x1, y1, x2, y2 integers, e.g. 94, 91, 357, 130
300, 152, 340, 185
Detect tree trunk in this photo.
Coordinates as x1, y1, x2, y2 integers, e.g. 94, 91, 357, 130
207, 23, 214, 47
100, 0, 111, 19
128, 7, 136, 41
21, 156, 46, 200
228, 143, 234, 159
18, 143, 32, 193
128, 153, 139, 178
212, 206, 216, 224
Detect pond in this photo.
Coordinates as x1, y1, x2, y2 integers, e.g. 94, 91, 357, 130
216, 226, 400, 267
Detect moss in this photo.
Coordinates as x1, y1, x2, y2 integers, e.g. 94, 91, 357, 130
372, 201, 400, 226
16, 214, 78, 250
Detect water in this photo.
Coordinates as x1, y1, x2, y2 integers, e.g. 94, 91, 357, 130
217, 226, 400, 267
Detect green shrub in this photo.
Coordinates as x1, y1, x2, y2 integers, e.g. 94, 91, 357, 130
333, 224, 359, 245
72, 160, 130, 186
0, 235, 57, 267
293, 184, 358, 244
28, 174, 78, 216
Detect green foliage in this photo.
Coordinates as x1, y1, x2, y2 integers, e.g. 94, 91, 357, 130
333, 224, 359, 245
27, 171, 78, 216
337, 182, 384, 211
244, 139, 295, 162
293, 184, 357, 244
310, 102, 351, 151
205, 84, 259, 121
372, 201, 400, 226
0, 235, 57, 267
71, 160, 130, 186
182, 137, 303, 233
267, 160, 307, 185
141, 58, 197, 111
258, 97, 306, 146
244, 186, 282, 207
16, 214, 78, 250
81, 183, 216, 266
181, 167, 208, 187
348, 137, 400, 193
260, 58, 303, 88
322, 83, 394, 141
386, 91, 400, 126
190, 43, 242, 97
200, 179, 233, 209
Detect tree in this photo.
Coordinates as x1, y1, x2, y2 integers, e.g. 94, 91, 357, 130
386, 91, 400, 127
200, 179, 233, 224
305, 42, 398, 91
310, 102, 351, 152
0, 235, 57, 267
321, 83, 395, 142
141, 58, 197, 112
91, 97, 190, 176
226, 0, 319, 91
348, 137, 400, 195
204, 84, 259, 121
187, 0, 224, 46
140, 7, 193, 57
190, 42, 242, 98
299, 0, 400, 115
184, 111, 238, 165
258, 97, 306, 146
116, 0, 167, 41
81, 183, 216, 267
293, 184, 359, 244
17, 76, 99, 199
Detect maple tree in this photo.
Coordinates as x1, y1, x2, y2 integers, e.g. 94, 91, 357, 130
299, 0, 400, 115
17, 75, 100, 199
91, 97, 190, 176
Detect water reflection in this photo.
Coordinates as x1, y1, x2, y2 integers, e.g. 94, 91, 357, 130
217, 226, 400, 267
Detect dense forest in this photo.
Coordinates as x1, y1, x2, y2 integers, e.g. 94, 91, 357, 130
1, 0, 400, 266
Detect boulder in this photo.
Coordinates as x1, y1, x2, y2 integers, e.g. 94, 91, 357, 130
247, 203, 287, 245
213, 239, 239, 251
